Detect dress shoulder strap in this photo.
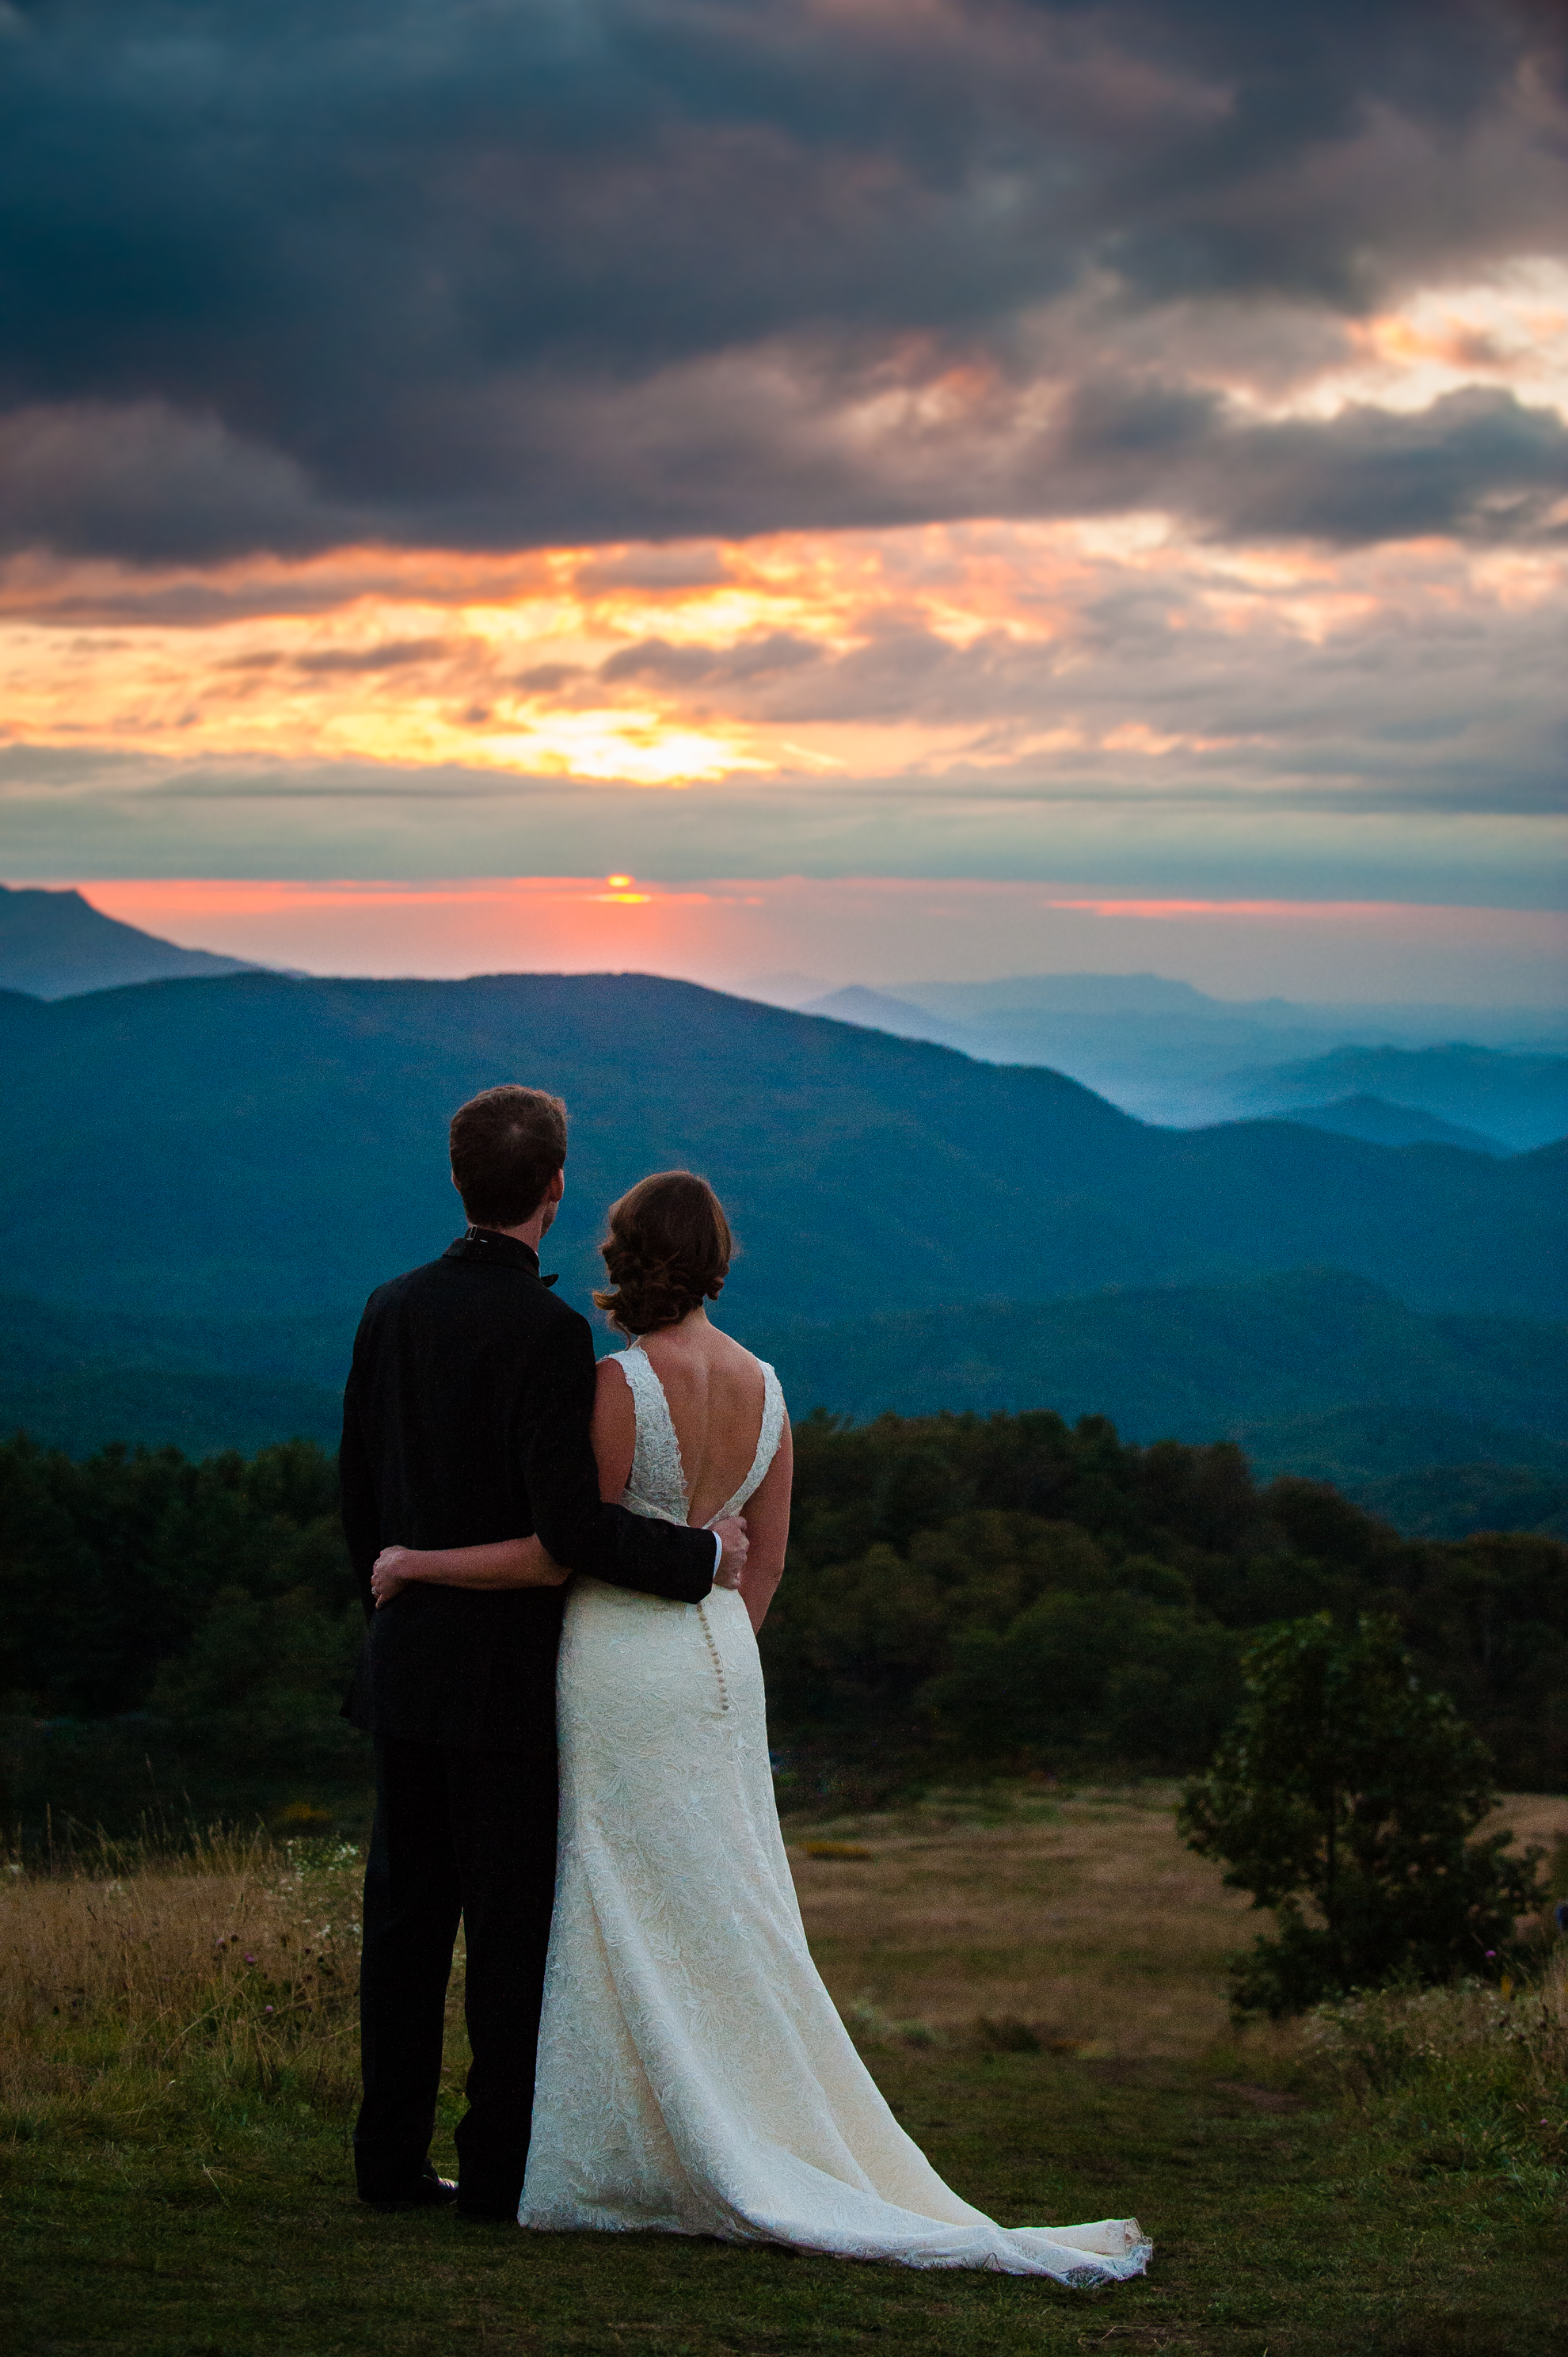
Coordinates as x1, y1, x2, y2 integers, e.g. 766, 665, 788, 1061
609, 1343, 690, 1524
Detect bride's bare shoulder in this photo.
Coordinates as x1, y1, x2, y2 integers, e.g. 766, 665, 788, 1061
593, 1352, 634, 1402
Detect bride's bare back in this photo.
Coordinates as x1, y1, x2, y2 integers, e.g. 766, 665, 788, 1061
592, 1306, 792, 1629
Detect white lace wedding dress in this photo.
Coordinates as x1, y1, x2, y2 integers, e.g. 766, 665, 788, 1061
519, 1342, 1150, 2283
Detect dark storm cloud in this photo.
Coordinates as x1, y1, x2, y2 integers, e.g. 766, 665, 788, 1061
1054, 382, 1568, 542
0, 0, 1562, 558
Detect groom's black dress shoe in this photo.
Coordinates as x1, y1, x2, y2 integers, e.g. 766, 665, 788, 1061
360, 2171, 459, 2212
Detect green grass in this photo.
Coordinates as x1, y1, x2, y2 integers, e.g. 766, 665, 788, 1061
4, 1806, 1565, 2355
7, 2040, 1566, 2354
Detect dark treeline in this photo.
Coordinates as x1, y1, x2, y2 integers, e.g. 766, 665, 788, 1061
0, 1437, 366, 1833
2, 1411, 1564, 1835
772, 1411, 1566, 1798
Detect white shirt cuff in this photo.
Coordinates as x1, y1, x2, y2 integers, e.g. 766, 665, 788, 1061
710, 1529, 724, 1576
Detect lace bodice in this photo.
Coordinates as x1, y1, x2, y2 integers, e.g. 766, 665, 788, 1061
611, 1342, 786, 1528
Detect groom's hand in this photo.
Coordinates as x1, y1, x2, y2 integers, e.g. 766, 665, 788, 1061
710, 1515, 748, 1588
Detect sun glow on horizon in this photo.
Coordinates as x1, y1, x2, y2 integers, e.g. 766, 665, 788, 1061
48, 875, 1565, 1008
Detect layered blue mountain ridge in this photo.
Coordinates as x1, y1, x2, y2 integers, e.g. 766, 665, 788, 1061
1, 950, 1563, 1536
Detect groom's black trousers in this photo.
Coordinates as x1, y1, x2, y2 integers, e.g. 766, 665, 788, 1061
354, 1736, 558, 2213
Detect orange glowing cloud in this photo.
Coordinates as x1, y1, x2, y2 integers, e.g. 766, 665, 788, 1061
4, 516, 1564, 805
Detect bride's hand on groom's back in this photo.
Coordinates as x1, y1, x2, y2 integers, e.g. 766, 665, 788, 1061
710, 1515, 748, 1589
371, 1545, 414, 1606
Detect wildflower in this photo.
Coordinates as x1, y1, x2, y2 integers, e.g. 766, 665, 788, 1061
244, 1954, 255, 1965
265, 2005, 275, 2014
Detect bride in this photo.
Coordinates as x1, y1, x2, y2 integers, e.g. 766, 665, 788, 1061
371, 1171, 1149, 2284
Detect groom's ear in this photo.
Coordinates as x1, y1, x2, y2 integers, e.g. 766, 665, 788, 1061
546, 1167, 565, 1205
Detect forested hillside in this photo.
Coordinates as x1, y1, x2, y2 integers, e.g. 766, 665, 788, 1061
762, 1269, 1568, 1435
1, 973, 1560, 1329
4, 1415, 1562, 1839
5, 1270, 1565, 1528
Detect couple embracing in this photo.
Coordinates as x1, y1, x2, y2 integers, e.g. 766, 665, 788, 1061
341, 1083, 1149, 2283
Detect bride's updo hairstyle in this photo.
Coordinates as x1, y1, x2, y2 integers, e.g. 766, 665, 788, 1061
593, 1171, 733, 1336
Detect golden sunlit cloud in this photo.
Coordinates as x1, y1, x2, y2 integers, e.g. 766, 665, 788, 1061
1311, 259, 1568, 421
3, 516, 1564, 800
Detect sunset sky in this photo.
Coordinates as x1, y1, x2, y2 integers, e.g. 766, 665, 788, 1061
2, 0, 1565, 1001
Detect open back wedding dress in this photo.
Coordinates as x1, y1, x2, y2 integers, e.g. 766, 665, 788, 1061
519, 1341, 1150, 2283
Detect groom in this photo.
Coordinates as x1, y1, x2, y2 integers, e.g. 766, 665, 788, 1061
340, 1083, 744, 2220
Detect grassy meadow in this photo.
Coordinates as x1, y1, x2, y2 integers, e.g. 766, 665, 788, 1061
3, 1785, 1566, 2357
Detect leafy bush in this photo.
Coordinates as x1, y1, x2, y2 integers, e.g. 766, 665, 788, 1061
1179, 1613, 1549, 2016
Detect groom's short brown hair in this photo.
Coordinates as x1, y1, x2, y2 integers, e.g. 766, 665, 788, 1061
449, 1085, 568, 1228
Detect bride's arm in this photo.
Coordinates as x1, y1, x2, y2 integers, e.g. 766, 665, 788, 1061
371, 1534, 567, 1607
588, 1357, 637, 1502
733, 1417, 792, 1635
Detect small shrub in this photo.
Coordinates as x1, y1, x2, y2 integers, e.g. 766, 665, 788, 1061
1178, 1613, 1548, 2016
973, 2015, 1042, 2053
843, 1997, 939, 2049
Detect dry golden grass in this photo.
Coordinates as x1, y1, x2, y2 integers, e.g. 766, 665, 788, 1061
0, 1831, 364, 2116
784, 1783, 1258, 2058
3, 1781, 1561, 2127
783, 1781, 1568, 2061
1484, 1788, 1568, 1858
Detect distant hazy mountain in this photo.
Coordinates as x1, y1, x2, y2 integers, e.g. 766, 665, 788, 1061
804, 972, 1567, 1137
801, 985, 976, 1048
1217, 1044, 1568, 1153
1278, 1096, 1506, 1154
0, 971, 1562, 1326
898, 971, 1568, 1045
904, 971, 1238, 1019
0, 882, 257, 998
801, 981, 1359, 1124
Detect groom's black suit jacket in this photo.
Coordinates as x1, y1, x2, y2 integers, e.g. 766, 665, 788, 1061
341, 1228, 714, 1756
